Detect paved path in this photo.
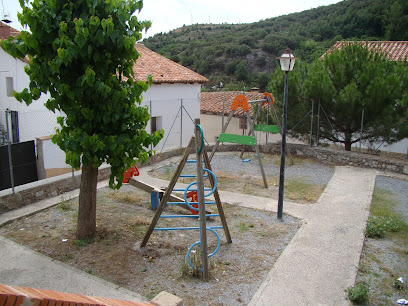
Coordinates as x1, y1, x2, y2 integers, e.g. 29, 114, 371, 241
249, 166, 377, 305
0, 236, 148, 303
136, 164, 378, 304
0, 164, 377, 305
0, 180, 148, 303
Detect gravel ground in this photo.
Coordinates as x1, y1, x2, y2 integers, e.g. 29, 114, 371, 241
375, 175, 408, 222
355, 174, 408, 304
212, 152, 334, 185
0, 184, 301, 306
153, 152, 335, 186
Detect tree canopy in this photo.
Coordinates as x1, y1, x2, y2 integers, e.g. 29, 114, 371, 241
2, 0, 163, 239
143, 0, 408, 90
269, 43, 408, 150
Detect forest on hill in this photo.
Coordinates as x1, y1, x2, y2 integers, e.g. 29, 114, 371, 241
143, 0, 408, 91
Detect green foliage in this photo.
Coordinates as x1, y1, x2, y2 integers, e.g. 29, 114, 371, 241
365, 187, 408, 238
365, 216, 404, 238
347, 282, 369, 304
2, 0, 163, 189
74, 239, 89, 247
143, 0, 408, 89
384, 1, 407, 40
58, 200, 72, 211
269, 43, 408, 150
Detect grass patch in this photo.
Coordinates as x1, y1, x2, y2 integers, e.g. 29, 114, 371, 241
74, 239, 89, 247
365, 188, 408, 238
236, 222, 249, 232
58, 199, 72, 211
347, 282, 369, 304
267, 155, 319, 167
355, 182, 408, 304
107, 191, 143, 204
285, 179, 325, 202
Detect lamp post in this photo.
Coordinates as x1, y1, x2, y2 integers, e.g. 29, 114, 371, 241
277, 49, 296, 220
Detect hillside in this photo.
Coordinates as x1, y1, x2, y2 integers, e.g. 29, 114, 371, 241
143, 0, 408, 90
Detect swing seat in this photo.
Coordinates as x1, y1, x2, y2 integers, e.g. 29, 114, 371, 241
218, 133, 256, 146
253, 124, 280, 134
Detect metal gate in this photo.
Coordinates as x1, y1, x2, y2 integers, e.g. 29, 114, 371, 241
0, 140, 38, 191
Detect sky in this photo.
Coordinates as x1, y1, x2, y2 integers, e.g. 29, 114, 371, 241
1, 0, 343, 38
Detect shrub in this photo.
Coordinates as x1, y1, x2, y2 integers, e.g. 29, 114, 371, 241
365, 216, 404, 238
347, 282, 369, 304
58, 200, 72, 211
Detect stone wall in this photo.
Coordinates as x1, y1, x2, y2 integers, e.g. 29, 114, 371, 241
248, 143, 407, 174
144, 142, 407, 175
0, 165, 111, 214
1, 143, 406, 214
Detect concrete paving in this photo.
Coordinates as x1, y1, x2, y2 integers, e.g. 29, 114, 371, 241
0, 236, 148, 303
0, 163, 378, 305
136, 164, 378, 305
249, 166, 377, 305
0, 180, 148, 303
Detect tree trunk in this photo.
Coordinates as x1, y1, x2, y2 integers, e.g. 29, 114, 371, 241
344, 132, 352, 151
76, 165, 99, 240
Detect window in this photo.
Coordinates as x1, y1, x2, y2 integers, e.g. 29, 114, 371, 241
6, 77, 13, 97
151, 116, 162, 133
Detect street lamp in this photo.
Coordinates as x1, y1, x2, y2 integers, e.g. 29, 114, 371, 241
277, 49, 296, 220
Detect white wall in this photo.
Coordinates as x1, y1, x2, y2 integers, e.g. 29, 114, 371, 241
382, 139, 408, 155
141, 83, 201, 151
0, 48, 60, 143
1, 48, 202, 176
358, 138, 408, 155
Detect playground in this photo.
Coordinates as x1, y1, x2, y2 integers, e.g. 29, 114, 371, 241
0, 163, 301, 305
0, 92, 406, 304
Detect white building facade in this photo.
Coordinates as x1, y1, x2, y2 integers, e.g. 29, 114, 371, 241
1, 27, 207, 179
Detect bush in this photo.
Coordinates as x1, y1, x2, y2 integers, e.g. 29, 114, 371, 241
347, 282, 369, 304
365, 215, 404, 238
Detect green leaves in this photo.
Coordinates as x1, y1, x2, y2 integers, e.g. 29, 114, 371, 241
57, 48, 69, 63
2, 0, 161, 190
269, 43, 408, 150
59, 21, 68, 33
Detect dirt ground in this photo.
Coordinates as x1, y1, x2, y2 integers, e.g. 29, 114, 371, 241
3, 151, 405, 304
0, 184, 300, 305
148, 152, 334, 203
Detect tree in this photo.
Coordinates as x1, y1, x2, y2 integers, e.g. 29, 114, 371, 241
384, 1, 404, 40
2, 0, 163, 239
268, 60, 311, 141
234, 61, 248, 82
269, 44, 408, 150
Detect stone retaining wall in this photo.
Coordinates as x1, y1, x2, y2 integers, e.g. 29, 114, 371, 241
0, 165, 111, 214
1, 143, 406, 214
259, 143, 408, 175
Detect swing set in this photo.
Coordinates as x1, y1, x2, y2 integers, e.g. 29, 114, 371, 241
209, 92, 293, 189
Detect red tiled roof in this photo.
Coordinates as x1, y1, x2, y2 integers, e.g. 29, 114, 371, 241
324, 41, 408, 61
0, 21, 20, 40
200, 91, 266, 117
133, 44, 208, 84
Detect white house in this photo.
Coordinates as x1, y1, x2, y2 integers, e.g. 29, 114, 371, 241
0, 23, 62, 145
133, 43, 208, 150
200, 91, 303, 145
0, 21, 208, 179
